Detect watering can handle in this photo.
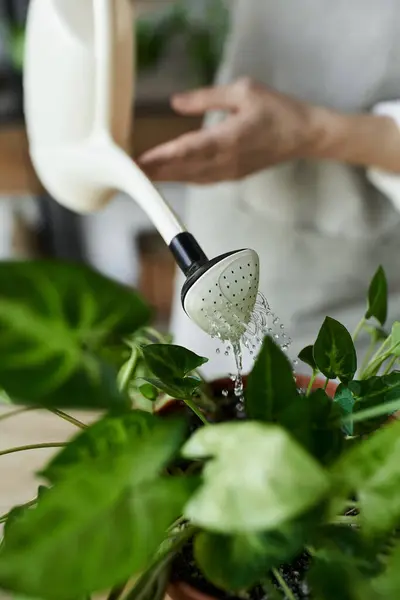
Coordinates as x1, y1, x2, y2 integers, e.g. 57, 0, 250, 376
93, 0, 114, 136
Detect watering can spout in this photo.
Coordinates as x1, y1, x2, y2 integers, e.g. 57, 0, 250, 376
24, 0, 261, 340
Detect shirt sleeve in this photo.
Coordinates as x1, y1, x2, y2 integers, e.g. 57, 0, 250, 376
367, 101, 400, 212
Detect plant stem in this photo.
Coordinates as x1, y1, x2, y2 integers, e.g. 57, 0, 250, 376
0, 442, 65, 458
362, 349, 393, 379
306, 371, 317, 396
119, 348, 139, 393
352, 317, 366, 342
49, 409, 87, 430
183, 398, 208, 425
333, 515, 360, 526
123, 526, 197, 600
108, 582, 127, 600
343, 399, 400, 426
0, 497, 37, 524
323, 377, 329, 391
359, 335, 377, 377
0, 405, 37, 423
272, 568, 296, 600
382, 355, 398, 375
361, 336, 393, 379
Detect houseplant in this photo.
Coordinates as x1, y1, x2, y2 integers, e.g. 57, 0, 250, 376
0, 261, 400, 599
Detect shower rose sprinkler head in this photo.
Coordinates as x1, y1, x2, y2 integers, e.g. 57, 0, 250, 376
170, 236, 260, 340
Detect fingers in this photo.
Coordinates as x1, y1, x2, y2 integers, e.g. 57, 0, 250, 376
137, 122, 236, 184
171, 84, 241, 115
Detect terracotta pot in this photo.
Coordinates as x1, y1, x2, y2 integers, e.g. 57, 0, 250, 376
168, 581, 216, 600
166, 373, 333, 600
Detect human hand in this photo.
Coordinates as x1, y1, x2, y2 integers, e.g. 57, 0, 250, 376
137, 78, 336, 183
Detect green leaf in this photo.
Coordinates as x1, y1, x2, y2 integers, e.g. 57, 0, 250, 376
194, 513, 315, 591
340, 374, 400, 435
313, 317, 357, 384
364, 325, 389, 341
195, 532, 286, 591
246, 336, 298, 422
309, 558, 376, 600
139, 383, 159, 401
41, 411, 156, 483
334, 384, 355, 435
142, 344, 208, 382
143, 377, 202, 400
313, 525, 384, 577
0, 418, 195, 600
182, 422, 330, 533
332, 418, 400, 538
390, 322, 400, 355
0, 261, 151, 410
298, 345, 317, 371
280, 389, 345, 465
365, 266, 388, 326
372, 538, 400, 599
262, 579, 285, 599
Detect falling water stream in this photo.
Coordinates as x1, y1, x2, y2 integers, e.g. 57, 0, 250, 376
211, 292, 296, 410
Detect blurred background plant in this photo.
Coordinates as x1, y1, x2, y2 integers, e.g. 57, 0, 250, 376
3, 0, 229, 84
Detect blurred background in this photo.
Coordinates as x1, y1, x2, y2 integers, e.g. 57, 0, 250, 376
0, 0, 229, 329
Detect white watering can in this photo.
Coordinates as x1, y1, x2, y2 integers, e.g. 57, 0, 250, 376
23, 0, 260, 340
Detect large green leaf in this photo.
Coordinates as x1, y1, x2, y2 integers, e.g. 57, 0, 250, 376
332, 418, 400, 538
182, 422, 330, 533
141, 345, 208, 381
365, 266, 388, 326
0, 418, 195, 600
0, 261, 151, 409
313, 317, 357, 384
41, 411, 156, 483
245, 336, 298, 421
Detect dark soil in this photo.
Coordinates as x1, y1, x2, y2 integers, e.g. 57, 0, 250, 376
171, 540, 311, 600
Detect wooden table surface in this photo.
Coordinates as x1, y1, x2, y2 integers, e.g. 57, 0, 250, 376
0, 109, 201, 196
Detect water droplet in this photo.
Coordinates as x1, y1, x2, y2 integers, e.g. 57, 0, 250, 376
282, 344, 289, 351
274, 334, 280, 339
222, 389, 229, 397
293, 359, 298, 365
224, 351, 229, 357
215, 348, 220, 354
280, 324, 285, 330
273, 317, 279, 325
226, 346, 231, 352
250, 350, 253, 355
268, 327, 273, 333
